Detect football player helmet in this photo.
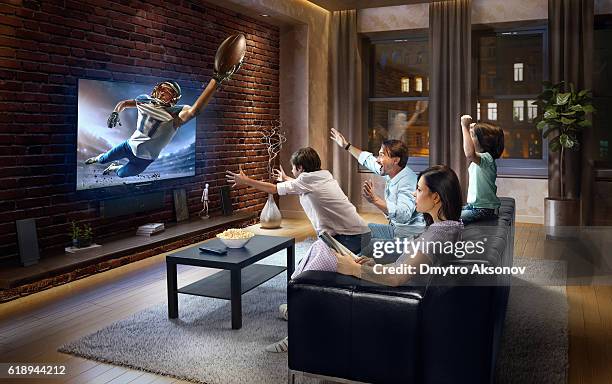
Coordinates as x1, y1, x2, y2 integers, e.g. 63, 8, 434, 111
151, 81, 182, 106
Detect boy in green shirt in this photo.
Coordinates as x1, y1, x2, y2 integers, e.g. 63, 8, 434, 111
460, 115, 505, 224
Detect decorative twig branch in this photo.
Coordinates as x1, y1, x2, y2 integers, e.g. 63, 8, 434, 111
257, 119, 287, 181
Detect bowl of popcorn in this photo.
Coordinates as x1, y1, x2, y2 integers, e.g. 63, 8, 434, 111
216, 228, 255, 248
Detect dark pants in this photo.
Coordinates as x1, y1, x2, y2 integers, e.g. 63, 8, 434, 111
99, 140, 154, 178
332, 232, 372, 255
461, 204, 497, 224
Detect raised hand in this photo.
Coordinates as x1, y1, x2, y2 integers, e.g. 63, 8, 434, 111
272, 165, 288, 182
107, 112, 121, 128
330, 127, 348, 148
415, 100, 429, 115
362, 179, 378, 204
225, 165, 248, 188
460, 114, 472, 128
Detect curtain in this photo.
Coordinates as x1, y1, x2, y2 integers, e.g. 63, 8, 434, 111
548, 0, 593, 223
428, 0, 471, 200
330, 10, 363, 205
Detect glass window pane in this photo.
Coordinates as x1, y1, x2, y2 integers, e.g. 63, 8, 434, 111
478, 33, 543, 97
593, 23, 612, 162
476, 30, 544, 161
594, 27, 612, 97
372, 40, 429, 97
368, 100, 430, 157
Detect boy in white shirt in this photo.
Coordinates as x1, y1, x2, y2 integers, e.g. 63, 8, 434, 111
226, 147, 371, 253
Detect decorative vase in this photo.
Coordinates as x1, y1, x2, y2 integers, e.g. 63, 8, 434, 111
260, 194, 282, 229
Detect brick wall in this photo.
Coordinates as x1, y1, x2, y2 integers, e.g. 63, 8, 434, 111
0, 0, 279, 263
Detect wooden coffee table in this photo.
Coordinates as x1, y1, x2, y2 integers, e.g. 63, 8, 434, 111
166, 235, 295, 329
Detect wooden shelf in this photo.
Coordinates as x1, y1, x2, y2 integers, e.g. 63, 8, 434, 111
177, 264, 286, 300
0, 212, 256, 290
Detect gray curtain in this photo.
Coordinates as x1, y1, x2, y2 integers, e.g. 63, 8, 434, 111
330, 10, 363, 205
548, 0, 593, 222
428, 0, 471, 200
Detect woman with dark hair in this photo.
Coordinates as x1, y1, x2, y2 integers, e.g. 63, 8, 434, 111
334, 165, 464, 286
263, 165, 463, 353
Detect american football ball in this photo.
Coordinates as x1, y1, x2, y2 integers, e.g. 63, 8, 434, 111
214, 33, 246, 83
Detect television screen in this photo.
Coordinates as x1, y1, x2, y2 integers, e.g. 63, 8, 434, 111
76, 79, 197, 191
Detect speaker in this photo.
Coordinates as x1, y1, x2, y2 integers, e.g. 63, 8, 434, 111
100, 191, 165, 219
16, 218, 40, 266
220, 185, 233, 216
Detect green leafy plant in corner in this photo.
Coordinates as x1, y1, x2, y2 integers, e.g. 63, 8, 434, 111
535, 81, 595, 198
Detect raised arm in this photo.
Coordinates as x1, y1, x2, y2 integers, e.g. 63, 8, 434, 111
461, 114, 481, 165
176, 79, 219, 127
114, 99, 136, 112
330, 127, 363, 160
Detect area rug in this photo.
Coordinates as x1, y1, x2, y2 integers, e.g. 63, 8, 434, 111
59, 245, 568, 384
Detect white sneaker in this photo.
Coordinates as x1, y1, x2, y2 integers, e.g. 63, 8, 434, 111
279, 304, 288, 321
102, 162, 120, 175
265, 337, 288, 353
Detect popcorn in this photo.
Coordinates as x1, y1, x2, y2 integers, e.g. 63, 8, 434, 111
217, 228, 254, 240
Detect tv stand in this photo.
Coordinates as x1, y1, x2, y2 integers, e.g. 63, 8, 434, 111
0, 212, 257, 302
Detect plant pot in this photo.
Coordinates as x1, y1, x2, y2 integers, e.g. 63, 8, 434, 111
73, 237, 92, 248
260, 194, 282, 229
544, 197, 580, 239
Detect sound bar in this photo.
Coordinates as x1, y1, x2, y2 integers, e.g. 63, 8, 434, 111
100, 191, 165, 219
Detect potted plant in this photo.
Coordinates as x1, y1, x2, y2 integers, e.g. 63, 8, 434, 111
71, 221, 93, 248
535, 81, 595, 237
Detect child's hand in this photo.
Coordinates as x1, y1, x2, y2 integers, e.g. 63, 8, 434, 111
460, 115, 472, 128
226, 165, 249, 188
272, 165, 288, 182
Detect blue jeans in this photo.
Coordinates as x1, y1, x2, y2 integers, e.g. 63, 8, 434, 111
98, 140, 154, 178
368, 223, 425, 240
332, 232, 372, 255
461, 204, 497, 224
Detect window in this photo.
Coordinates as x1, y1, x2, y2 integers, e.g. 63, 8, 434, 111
401, 77, 410, 93
593, 17, 612, 162
513, 63, 524, 81
513, 100, 524, 121
473, 27, 547, 177
487, 102, 498, 120
367, 37, 429, 171
527, 99, 538, 121
415, 77, 423, 93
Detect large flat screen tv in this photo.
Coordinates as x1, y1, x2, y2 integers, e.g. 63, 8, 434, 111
76, 79, 197, 191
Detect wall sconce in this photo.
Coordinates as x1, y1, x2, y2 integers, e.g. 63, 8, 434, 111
401, 77, 410, 93
415, 77, 423, 93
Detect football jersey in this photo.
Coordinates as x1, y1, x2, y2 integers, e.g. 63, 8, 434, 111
127, 94, 186, 160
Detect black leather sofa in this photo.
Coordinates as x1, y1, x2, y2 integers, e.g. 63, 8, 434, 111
288, 197, 516, 384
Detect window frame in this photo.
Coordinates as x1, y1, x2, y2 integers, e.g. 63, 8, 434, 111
363, 33, 430, 174
471, 24, 549, 178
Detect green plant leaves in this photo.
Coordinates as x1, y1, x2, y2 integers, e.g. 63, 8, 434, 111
560, 134, 574, 149
582, 104, 595, 113
556, 93, 571, 105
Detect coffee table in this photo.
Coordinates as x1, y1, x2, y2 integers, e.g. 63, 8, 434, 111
166, 235, 295, 329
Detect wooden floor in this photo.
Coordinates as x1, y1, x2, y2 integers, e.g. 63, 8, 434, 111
0, 217, 610, 384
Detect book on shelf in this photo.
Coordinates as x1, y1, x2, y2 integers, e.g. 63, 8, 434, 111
136, 223, 165, 236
